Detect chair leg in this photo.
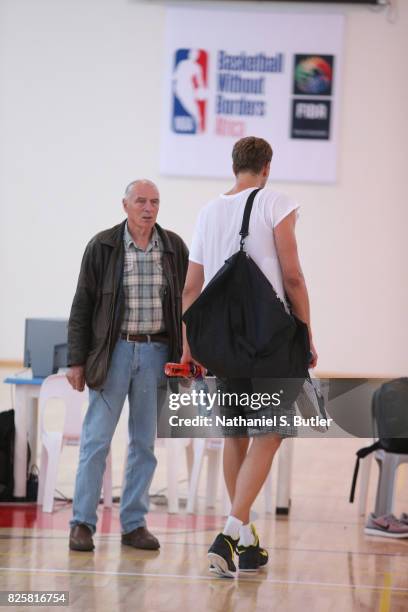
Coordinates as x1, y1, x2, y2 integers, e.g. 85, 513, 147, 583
374, 453, 399, 517
121, 444, 129, 493
166, 439, 181, 514
221, 482, 231, 517
205, 449, 220, 509
264, 470, 273, 515
219, 445, 230, 516
187, 439, 206, 514
358, 454, 372, 516
276, 438, 294, 515
185, 441, 194, 483
37, 445, 48, 505
41, 439, 62, 513
103, 449, 113, 508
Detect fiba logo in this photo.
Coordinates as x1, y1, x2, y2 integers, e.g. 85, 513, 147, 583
171, 49, 208, 134
291, 53, 334, 141
293, 55, 334, 96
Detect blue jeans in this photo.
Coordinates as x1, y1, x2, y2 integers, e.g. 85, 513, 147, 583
70, 338, 168, 534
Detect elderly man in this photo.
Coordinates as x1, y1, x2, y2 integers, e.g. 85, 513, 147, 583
67, 179, 188, 552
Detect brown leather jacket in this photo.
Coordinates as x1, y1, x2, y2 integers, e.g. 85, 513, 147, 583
67, 220, 189, 389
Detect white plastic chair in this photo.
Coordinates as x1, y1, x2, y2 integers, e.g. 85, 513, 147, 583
373, 450, 408, 516
357, 450, 408, 517
187, 438, 223, 514
37, 374, 112, 513
186, 438, 293, 515
121, 435, 193, 514
164, 438, 193, 513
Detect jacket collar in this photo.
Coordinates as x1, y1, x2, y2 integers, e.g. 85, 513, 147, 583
155, 223, 175, 254
99, 219, 174, 254
99, 220, 126, 247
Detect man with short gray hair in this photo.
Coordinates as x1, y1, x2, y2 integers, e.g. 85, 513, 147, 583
67, 179, 188, 552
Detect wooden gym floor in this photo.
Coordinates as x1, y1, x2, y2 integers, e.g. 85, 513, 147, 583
0, 368, 408, 611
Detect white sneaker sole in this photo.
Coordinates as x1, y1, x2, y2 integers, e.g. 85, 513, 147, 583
208, 552, 236, 578
364, 527, 408, 539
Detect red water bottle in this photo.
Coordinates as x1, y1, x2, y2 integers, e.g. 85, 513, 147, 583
164, 362, 203, 379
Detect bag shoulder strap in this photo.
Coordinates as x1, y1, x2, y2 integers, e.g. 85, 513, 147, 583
239, 188, 262, 251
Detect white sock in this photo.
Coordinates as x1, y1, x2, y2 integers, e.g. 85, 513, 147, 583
222, 515, 243, 541
239, 523, 256, 547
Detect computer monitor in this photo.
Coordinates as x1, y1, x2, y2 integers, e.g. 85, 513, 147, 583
24, 318, 68, 378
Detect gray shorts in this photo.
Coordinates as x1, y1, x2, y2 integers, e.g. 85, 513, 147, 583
216, 378, 298, 438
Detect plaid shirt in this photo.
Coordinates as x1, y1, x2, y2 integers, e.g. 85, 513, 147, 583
121, 223, 167, 335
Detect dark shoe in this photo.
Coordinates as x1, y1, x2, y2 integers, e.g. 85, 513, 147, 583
208, 533, 238, 578
69, 524, 95, 551
238, 524, 268, 572
121, 526, 160, 550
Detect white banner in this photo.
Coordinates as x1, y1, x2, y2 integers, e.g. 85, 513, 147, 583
160, 6, 344, 183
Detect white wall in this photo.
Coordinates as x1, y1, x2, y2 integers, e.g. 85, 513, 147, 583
1, 0, 407, 375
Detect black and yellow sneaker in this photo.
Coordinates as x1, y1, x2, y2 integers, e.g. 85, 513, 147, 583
237, 524, 269, 572
208, 533, 238, 578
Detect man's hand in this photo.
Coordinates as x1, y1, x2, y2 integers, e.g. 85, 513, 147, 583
182, 262, 206, 376
66, 365, 86, 392
181, 345, 207, 377
180, 345, 193, 365
309, 341, 318, 369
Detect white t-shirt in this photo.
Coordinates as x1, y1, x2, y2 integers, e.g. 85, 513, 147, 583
189, 187, 299, 305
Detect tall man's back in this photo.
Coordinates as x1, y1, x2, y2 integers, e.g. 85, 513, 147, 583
182, 137, 317, 577
67, 179, 188, 552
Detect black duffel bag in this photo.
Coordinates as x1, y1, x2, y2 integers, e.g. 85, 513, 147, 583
0, 409, 37, 502
0, 409, 15, 501
183, 188, 310, 380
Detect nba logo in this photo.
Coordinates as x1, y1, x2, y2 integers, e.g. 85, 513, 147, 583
171, 49, 208, 134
